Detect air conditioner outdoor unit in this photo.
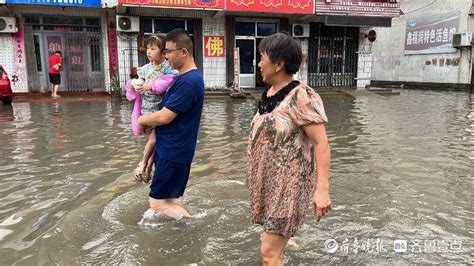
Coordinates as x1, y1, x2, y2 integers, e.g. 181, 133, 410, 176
0, 17, 18, 33
452, 32, 472, 47
292, 24, 310, 38
116, 15, 139, 32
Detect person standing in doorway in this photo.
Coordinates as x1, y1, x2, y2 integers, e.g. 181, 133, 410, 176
48, 50, 62, 98
137, 29, 205, 219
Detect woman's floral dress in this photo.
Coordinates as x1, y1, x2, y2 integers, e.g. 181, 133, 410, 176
246, 85, 328, 237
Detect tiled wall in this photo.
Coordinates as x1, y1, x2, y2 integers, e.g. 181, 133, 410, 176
202, 16, 227, 89
357, 27, 373, 89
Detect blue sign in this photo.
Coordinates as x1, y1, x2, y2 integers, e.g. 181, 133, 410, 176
5, 0, 101, 8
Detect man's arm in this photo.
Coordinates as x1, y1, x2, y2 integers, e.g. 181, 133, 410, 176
137, 107, 177, 131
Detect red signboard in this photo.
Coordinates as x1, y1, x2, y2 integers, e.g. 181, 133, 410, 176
204, 36, 225, 57
226, 0, 313, 14
108, 30, 119, 73
118, 0, 224, 9
315, 0, 400, 17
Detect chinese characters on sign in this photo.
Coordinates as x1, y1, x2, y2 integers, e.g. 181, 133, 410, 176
108, 30, 119, 74
315, 0, 400, 17
232, 47, 240, 92
405, 11, 460, 55
11, 16, 27, 89
118, 0, 224, 9
69, 42, 84, 72
227, 0, 313, 14
204, 36, 225, 57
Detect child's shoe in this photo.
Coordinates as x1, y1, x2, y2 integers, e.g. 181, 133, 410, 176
142, 165, 153, 184
134, 161, 146, 182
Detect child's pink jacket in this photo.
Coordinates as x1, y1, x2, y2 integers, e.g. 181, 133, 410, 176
125, 72, 177, 136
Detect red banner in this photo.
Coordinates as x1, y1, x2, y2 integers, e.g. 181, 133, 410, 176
118, 0, 224, 9
226, 0, 313, 14
315, 0, 400, 17
107, 30, 119, 73
204, 36, 225, 57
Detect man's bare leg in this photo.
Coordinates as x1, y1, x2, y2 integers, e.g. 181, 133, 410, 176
149, 198, 192, 218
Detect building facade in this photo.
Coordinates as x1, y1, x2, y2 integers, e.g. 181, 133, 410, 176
369, 0, 474, 90
0, 0, 401, 93
0, 0, 110, 93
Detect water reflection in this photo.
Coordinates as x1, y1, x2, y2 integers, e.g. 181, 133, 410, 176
0, 91, 472, 264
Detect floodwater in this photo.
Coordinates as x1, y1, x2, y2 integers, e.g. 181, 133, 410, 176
0, 90, 472, 264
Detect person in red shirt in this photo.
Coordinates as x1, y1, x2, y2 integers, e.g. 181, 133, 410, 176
48, 51, 62, 98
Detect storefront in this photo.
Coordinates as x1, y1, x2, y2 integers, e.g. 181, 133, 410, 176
224, 0, 312, 88
2, 0, 108, 93
114, 0, 224, 87
312, 0, 400, 88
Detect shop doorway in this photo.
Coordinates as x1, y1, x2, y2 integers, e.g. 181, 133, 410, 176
308, 23, 358, 87
235, 21, 278, 88
27, 16, 105, 92
235, 37, 256, 88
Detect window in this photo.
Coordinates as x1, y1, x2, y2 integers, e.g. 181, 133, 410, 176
85, 18, 100, 26
154, 19, 185, 34
24, 16, 40, 24
257, 23, 277, 37
139, 18, 195, 65
33, 35, 42, 72
43, 17, 82, 25
143, 19, 153, 33
90, 37, 101, 72
236, 22, 255, 36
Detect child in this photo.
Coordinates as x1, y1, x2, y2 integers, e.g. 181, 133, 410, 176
125, 34, 177, 183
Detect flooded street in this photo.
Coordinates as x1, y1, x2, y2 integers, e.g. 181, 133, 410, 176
0, 90, 472, 264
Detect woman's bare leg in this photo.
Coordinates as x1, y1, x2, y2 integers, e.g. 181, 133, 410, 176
260, 232, 290, 266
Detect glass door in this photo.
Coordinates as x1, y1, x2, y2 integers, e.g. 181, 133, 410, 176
235, 38, 255, 88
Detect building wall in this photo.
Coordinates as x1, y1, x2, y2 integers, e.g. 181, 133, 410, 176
370, 0, 473, 86
357, 27, 373, 89
0, 34, 19, 91
0, 5, 108, 93
202, 16, 226, 89
116, 8, 227, 90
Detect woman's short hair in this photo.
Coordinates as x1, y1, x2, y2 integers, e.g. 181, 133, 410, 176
258, 32, 302, 75
146, 34, 166, 51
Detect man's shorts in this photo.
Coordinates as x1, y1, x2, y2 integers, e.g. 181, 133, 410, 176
49, 74, 61, 85
149, 156, 191, 199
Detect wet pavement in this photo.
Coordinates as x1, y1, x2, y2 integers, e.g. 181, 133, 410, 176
0, 90, 472, 264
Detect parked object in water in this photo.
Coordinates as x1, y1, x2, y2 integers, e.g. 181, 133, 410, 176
0, 65, 13, 105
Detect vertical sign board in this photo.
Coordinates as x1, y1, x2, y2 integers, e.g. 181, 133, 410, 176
107, 30, 119, 73
233, 47, 240, 92
11, 16, 27, 90
404, 11, 460, 55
